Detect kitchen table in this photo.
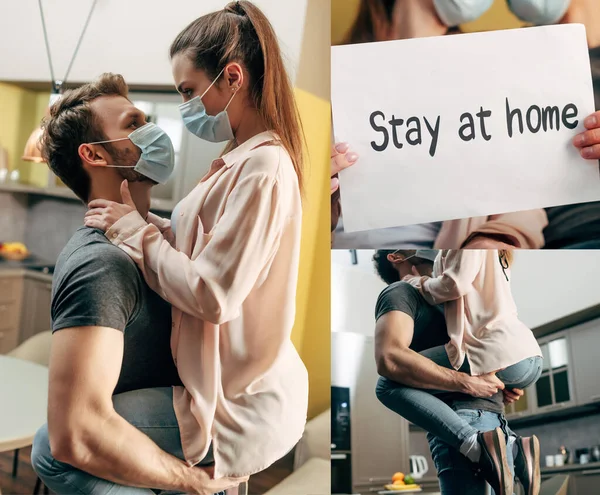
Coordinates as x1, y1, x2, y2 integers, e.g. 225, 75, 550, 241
0, 355, 48, 495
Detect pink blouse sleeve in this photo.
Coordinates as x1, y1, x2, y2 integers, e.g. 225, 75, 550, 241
420, 250, 485, 304
105, 172, 290, 324
145, 212, 175, 247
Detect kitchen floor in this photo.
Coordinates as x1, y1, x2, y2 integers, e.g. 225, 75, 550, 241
0, 447, 294, 494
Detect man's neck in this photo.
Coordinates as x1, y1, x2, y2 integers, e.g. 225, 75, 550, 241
389, 0, 447, 40
88, 181, 123, 205
87, 180, 149, 219
563, 0, 600, 48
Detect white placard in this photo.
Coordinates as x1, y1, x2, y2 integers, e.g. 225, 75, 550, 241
331, 25, 599, 233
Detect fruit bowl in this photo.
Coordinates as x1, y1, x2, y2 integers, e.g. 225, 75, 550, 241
0, 250, 29, 261
379, 472, 421, 493
0, 242, 29, 261
381, 484, 422, 493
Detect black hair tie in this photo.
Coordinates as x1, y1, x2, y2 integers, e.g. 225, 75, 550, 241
226, 1, 245, 16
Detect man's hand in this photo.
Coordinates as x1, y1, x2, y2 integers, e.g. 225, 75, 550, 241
462, 371, 505, 398
503, 388, 524, 405
189, 469, 247, 495
573, 111, 600, 159
331, 142, 358, 194
85, 180, 137, 232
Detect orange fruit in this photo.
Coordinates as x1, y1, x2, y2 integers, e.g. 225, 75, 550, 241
393, 479, 406, 486
392, 472, 405, 482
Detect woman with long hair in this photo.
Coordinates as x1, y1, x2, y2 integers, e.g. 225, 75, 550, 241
85, 0, 309, 486
376, 249, 543, 495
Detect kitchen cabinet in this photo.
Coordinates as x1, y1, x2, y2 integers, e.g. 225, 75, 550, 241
533, 331, 576, 413
572, 468, 600, 495
569, 318, 600, 407
0, 273, 24, 354
0, 270, 52, 354
19, 275, 52, 344
331, 331, 410, 494
506, 386, 534, 420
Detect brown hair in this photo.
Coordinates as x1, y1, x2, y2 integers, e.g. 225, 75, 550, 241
41, 73, 129, 201
346, 0, 394, 44
170, 1, 305, 195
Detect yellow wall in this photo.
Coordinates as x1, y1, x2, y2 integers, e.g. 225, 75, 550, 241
0, 83, 50, 186
293, 87, 331, 419
331, 0, 526, 45
292, 0, 331, 420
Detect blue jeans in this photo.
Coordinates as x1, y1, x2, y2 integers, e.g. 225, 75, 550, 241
31, 387, 221, 495
428, 410, 516, 495
376, 346, 543, 456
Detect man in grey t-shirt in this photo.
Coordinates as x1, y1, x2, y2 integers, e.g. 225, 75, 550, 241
30, 74, 237, 495
371, 250, 528, 494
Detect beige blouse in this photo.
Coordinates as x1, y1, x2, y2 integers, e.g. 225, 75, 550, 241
105, 131, 308, 478
411, 250, 541, 376
434, 210, 548, 249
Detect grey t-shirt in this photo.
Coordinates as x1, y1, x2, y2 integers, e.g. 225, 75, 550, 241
52, 227, 182, 395
375, 282, 504, 414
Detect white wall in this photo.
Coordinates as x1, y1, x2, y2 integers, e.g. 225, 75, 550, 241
0, 0, 307, 86
331, 249, 386, 336
333, 249, 600, 333
511, 250, 600, 329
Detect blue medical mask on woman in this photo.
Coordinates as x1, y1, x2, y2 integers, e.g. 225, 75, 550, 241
179, 67, 238, 143
433, 0, 494, 27
89, 122, 175, 184
506, 0, 570, 25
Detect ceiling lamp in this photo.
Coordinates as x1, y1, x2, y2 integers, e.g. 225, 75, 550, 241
22, 0, 98, 163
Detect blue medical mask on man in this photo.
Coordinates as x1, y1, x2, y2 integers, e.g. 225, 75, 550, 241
88, 122, 175, 184
179, 67, 238, 143
433, 0, 494, 27
506, 0, 570, 25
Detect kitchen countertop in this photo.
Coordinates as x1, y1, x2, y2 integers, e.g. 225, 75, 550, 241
0, 267, 53, 283
0, 254, 54, 282
541, 460, 600, 475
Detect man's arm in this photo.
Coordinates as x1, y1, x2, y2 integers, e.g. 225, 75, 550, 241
47, 326, 239, 495
374, 311, 503, 397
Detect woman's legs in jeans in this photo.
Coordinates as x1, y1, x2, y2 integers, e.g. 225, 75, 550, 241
376, 346, 542, 461
376, 346, 479, 454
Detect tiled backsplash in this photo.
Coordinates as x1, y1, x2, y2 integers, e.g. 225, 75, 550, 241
513, 412, 600, 461
0, 192, 27, 242
1, 191, 169, 263
24, 195, 87, 262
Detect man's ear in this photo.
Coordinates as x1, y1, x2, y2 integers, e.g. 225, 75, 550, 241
387, 253, 403, 264
79, 143, 108, 169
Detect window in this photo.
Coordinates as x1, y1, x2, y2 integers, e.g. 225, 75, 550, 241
536, 337, 572, 409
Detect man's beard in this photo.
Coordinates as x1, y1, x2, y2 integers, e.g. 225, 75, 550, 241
103, 142, 147, 182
